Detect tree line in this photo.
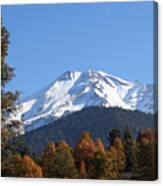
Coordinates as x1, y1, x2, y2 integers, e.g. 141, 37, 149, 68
2, 127, 157, 180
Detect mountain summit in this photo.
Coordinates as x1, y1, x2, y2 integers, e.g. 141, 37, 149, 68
10, 70, 154, 131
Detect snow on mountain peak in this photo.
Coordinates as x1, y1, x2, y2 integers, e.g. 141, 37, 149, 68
57, 70, 81, 81
10, 70, 154, 131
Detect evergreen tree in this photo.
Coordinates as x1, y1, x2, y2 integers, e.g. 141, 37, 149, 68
1, 21, 23, 176
1, 20, 22, 148
134, 129, 157, 180
42, 142, 56, 178
1, 154, 22, 177
47, 140, 78, 178
108, 129, 121, 146
1, 20, 18, 121
123, 126, 134, 172
88, 150, 115, 179
85, 135, 119, 180
108, 146, 119, 178
1, 19, 14, 88
113, 137, 126, 172
106, 149, 119, 179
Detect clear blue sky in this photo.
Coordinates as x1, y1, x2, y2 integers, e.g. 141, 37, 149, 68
2, 1, 154, 99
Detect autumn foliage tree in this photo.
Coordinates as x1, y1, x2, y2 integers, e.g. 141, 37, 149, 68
108, 136, 126, 178
2, 154, 43, 177
134, 129, 157, 180
87, 137, 119, 179
74, 132, 121, 179
42, 142, 56, 177
20, 155, 43, 177
74, 132, 96, 164
79, 160, 87, 178
74, 131, 96, 175
2, 128, 157, 179
42, 140, 78, 178
74, 132, 110, 178
94, 138, 105, 152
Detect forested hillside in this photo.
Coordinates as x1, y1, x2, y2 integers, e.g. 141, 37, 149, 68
22, 107, 156, 155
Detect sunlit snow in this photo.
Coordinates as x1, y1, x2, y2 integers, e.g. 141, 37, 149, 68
11, 70, 154, 132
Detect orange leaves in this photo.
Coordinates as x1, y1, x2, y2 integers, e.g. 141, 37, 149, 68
138, 128, 156, 145
42, 141, 78, 178
113, 137, 124, 150
42, 142, 56, 178
3, 154, 43, 178
108, 137, 126, 177
74, 132, 105, 162
74, 132, 122, 179
21, 155, 43, 177
95, 138, 105, 152
79, 160, 87, 178
2, 129, 157, 179
56, 140, 69, 148
42, 142, 56, 157
74, 132, 96, 163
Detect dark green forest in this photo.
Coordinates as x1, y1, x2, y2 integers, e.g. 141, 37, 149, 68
23, 106, 156, 155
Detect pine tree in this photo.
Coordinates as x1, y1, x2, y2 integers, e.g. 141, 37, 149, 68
85, 136, 119, 180
106, 149, 119, 179
1, 154, 22, 177
113, 137, 125, 172
123, 126, 134, 172
1, 21, 23, 177
88, 150, 115, 179
52, 140, 78, 178
1, 19, 14, 88
1, 20, 17, 121
42, 142, 56, 177
108, 129, 121, 146
1, 20, 22, 149
108, 146, 119, 178
134, 129, 157, 180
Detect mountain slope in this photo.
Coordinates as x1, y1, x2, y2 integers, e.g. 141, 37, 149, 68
9, 70, 154, 131
21, 107, 155, 155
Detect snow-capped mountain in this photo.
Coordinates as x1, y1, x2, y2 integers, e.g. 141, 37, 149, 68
9, 70, 154, 131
